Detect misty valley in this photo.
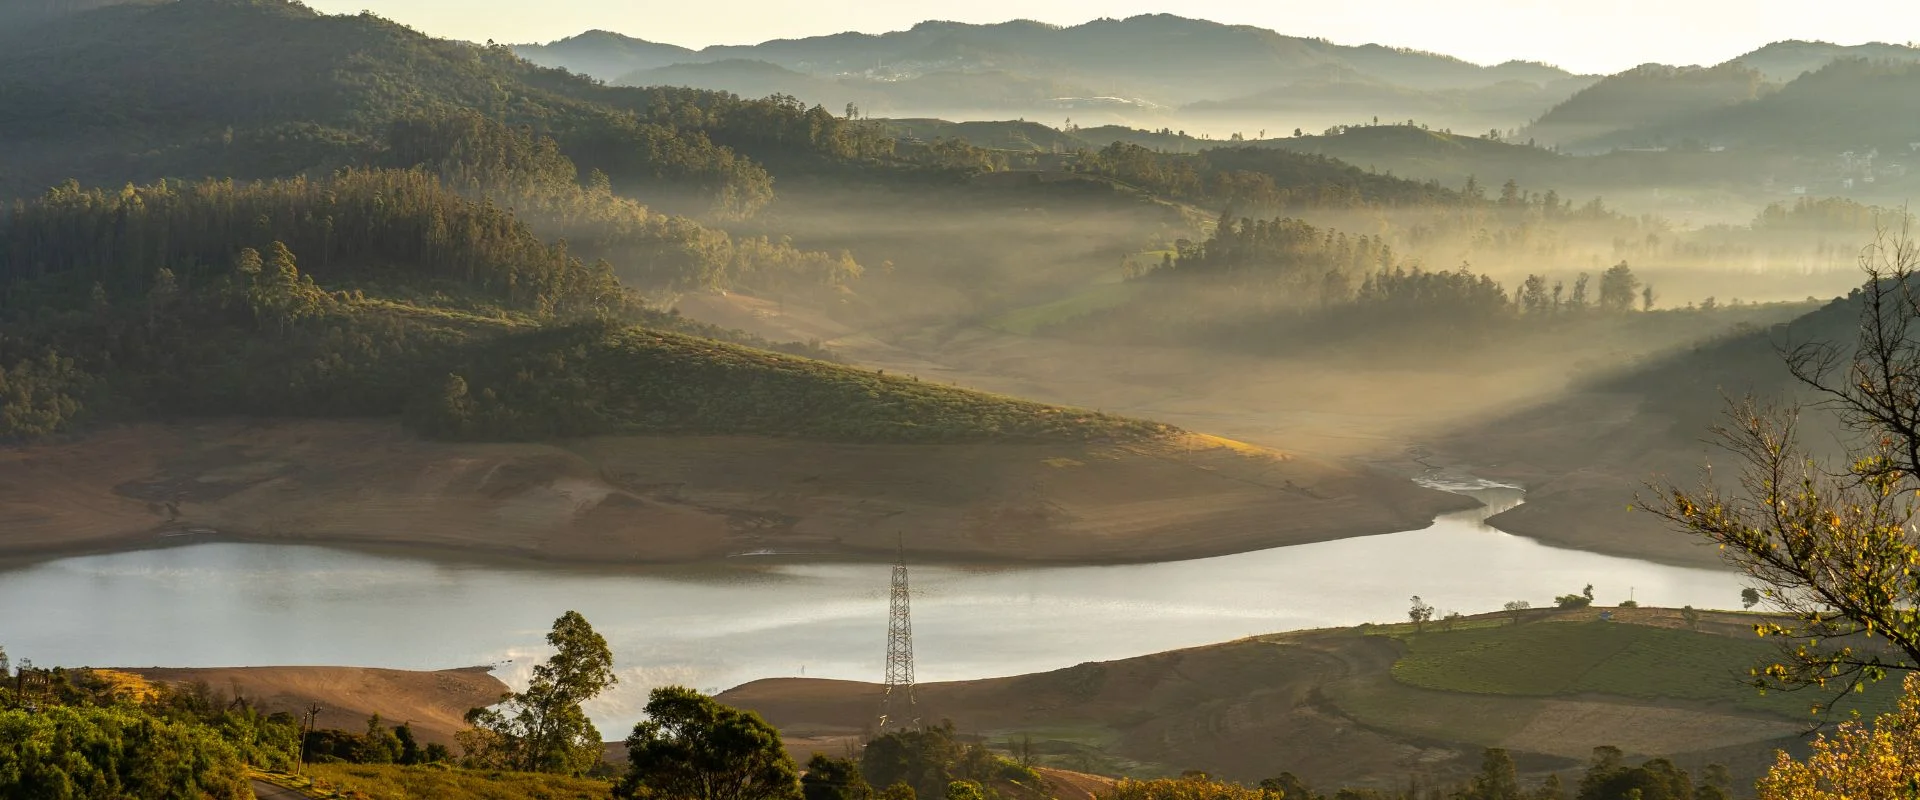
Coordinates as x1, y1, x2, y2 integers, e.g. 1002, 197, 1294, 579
3, 1, 1920, 799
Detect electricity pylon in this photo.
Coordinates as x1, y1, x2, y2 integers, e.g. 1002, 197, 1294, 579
876, 542, 917, 732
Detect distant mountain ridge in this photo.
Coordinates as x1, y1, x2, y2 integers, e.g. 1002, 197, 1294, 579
514, 14, 1582, 104
1730, 40, 1920, 81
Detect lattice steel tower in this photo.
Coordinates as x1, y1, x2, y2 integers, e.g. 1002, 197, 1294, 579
877, 544, 918, 731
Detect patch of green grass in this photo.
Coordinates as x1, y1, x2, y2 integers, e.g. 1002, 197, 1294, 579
987, 282, 1145, 336
1389, 620, 1900, 719
299, 763, 612, 800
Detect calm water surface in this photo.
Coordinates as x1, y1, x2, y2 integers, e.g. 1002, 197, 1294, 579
0, 481, 1745, 729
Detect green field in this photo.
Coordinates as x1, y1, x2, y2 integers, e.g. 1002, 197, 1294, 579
1387, 618, 1900, 719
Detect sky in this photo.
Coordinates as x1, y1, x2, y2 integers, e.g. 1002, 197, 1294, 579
304, 0, 1919, 75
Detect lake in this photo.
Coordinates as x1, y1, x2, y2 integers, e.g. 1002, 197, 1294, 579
0, 479, 1746, 730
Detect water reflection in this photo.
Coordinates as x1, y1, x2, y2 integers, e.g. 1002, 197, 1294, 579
0, 483, 1741, 730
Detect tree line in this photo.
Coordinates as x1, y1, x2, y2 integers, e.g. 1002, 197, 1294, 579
1045, 213, 1668, 357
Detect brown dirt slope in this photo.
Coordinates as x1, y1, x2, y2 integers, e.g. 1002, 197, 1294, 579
719, 610, 1801, 791
128, 666, 505, 745
1427, 391, 1727, 569
0, 419, 1466, 565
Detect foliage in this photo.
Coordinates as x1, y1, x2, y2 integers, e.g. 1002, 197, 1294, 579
0, 704, 251, 799
1553, 585, 1595, 609
0, 171, 628, 316
616, 686, 800, 800
301, 762, 613, 799
1648, 234, 1920, 709
0, 0, 777, 215
463, 611, 615, 775
385, 109, 861, 294
803, 754, 875, 800
1408, 596, 1435, 631
1042, 214, 1516, 355
861, 725, 968, 800
1572, 747, 1698, 800
1072, 143, 1459, 211
1099, 777, 1266, 800
1757, 673, 1920, 799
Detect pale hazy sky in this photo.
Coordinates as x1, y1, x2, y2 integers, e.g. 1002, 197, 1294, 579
304, 0, 1916, 75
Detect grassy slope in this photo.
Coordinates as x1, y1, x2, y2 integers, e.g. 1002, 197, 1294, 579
483, 322, 1170, 442
270, 765, 610, 800
1385, 615, 1899, 718
722, 610, 1844, 789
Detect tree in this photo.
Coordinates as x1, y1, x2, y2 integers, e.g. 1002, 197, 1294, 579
395, 722, 423, 765
1556, 585, 1595, 609
1464, 748, 1521, 800
1641, 285, 1657, 312
1741, 587, 1761, 609
862, 723, 965, 800
1648, 233, 1920, 706
462, 610, 616, 774
1259, 772, 1313, 800
1695, 764, 1733, 800
1504, 600, 1531, 625
1408, 595, 1435, 631
1599, 262, 1641, 312
945, 781, 986, 800
803, 754, 873, 800
617, 686, 800, 800
1681, 606, 1700, 631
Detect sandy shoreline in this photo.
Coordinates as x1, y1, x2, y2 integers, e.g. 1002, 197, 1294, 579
0, 419, 1473, 569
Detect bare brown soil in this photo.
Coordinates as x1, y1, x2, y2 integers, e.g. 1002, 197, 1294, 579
128, 666, 505, 745
718, 611, 1799, 791
1426, 391, 1730, 569
0, 419, 1464, 566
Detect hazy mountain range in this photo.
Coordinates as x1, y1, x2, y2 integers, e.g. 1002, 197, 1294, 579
513, 15, 1593, 130
515, 15, 1920, 147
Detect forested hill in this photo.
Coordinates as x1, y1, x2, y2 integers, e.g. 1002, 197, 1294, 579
0, 167, 1166, 445
0, 0, 908, 215
1521, 63, 1775, 149
1612, 58, 1920, 153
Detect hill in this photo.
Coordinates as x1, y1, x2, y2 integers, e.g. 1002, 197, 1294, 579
129, 666, 506, 746
0, 167, 1461, 567
1259, 124, 1568, 184
1429, 287, 1863, 566
0, 0, 905, 216
1610, 57, 1920, 154
1522, 63, 1775, 150
1729, 39, 1920, 81
511, 29, 697, 79
720, 608, 1853, 790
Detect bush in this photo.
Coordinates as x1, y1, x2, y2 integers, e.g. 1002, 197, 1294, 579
0, 705, 252, 799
